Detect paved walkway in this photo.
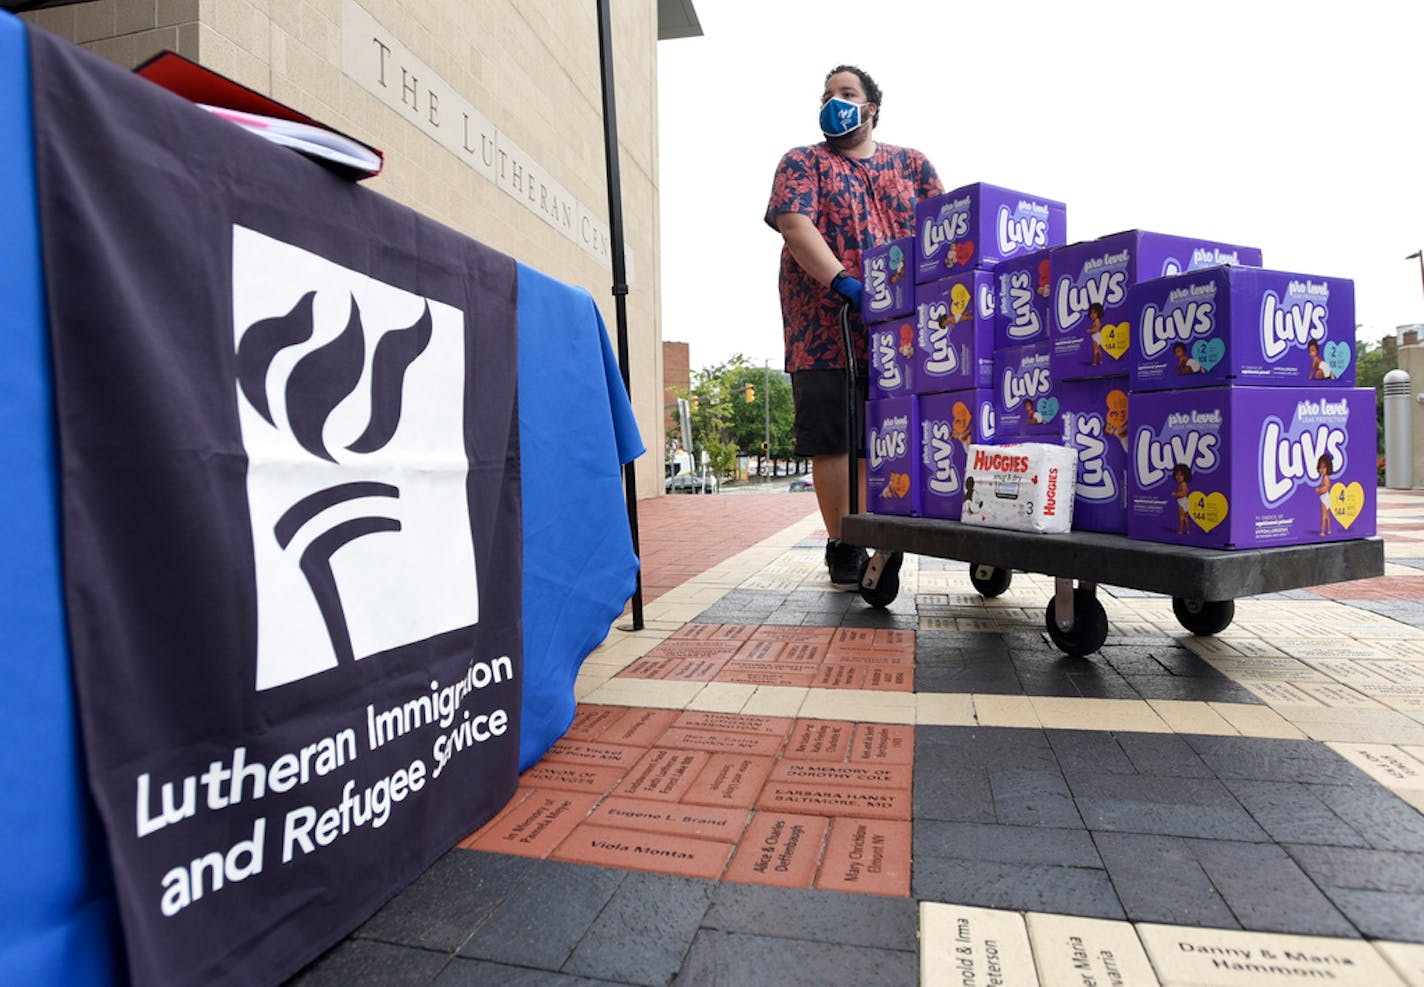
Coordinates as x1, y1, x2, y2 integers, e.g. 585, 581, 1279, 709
293, 488, 1424, 986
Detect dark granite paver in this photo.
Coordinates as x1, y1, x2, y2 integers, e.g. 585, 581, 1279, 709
1222, 778, 1371, 848
1069, 774, 1270, 841
913, 820, 1100, 869
701, 884, 917, 951
456, 860, 625, 969
1092, 832, 1238, 928
912, 857, 1124, 919
435, 961, 617, 986
673, 930, 916, 986
1186, 839, 1356, 937
354, 849, 533, 952
288, 939, 449, 986
562, 873, 715, 986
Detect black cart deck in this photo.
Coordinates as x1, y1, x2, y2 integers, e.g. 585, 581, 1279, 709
839, 514, 1386, 655
841, 516, 1385, 602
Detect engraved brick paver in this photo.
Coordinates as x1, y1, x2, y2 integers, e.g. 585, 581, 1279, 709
723, 812, 828, 888
785, 719, 854, 762
584, 797, 751, 843
614, 748, 709, 802
551, 824, 732, 879
684, 754, 776, 809
815, 818, 911, 897
463, 789, 599, 858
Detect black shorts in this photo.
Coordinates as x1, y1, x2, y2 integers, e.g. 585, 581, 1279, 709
791, 369, 868, 457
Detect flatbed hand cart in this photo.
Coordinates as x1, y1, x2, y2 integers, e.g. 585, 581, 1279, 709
837, 303, 1385, 657
840, 514, 1385, 657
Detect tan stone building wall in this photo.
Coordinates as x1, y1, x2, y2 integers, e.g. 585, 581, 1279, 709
22, 0, 667, 498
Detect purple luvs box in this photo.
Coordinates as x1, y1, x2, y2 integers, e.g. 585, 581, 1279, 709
1049, 231, 1263, 381
866, 397, 920, 516
918, 390, 997, 519
995, 248, 1054, 349
868, 317, 917, 400
993, 342, 1060, 440
862, 237, 914, 323
1130, 266, 1357, 392
1127, 387, 1376, 549
914, 182, 1067, 283
1059, 378, 1130, 533
913, 271, 995, 394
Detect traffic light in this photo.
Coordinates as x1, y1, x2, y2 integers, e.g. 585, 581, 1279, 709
745, 383, 755, 403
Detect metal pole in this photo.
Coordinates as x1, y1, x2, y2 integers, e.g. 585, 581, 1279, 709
763, 361, 770, 474
1409, 251, 1424, 303
596, 0, 643, 630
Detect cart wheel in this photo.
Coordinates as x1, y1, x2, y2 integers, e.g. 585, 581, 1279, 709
1044, 589, 1109, 657
968, 563, 1013, 598
858, 550, 903, 609
1172, 598, 1235, 636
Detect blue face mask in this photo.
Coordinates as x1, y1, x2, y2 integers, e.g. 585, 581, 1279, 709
819, 97, 865, 137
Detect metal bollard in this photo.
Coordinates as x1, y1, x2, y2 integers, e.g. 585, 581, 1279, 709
1384, 369, 1414, 489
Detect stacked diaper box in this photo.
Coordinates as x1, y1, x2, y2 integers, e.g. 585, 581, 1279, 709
865, 182, 1066, 520
1049, 231, 1263, 533
1125, 265, 1374, 549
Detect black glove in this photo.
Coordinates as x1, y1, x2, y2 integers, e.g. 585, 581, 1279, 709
830, 271, 863, 310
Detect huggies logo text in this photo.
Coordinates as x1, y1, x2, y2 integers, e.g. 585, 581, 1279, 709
1134, 416, 1221, 487
1071, 414, 1117, 502
869, 418, 909, 469
1260, 418, 1347, 505
924, 420, 959, 495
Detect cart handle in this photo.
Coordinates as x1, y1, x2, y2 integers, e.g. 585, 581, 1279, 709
839, 301, 859, 518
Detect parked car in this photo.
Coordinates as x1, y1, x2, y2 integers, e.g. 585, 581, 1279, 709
788, 477, 815, 492
666, 472, 718, 494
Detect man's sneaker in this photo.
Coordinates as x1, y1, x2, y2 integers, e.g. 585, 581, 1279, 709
825, 538, 868, 587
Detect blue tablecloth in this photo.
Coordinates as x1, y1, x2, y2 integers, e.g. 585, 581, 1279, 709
0, 12, 641, 983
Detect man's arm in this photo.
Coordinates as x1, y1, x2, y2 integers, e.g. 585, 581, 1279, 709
774, 212, 849, 286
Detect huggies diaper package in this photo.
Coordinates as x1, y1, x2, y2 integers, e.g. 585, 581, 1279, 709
866, 397, 921, 516
861, 237, 915, 323
868, 316, 917, 401
914, 182, 1067, 283
1059, 377, 1130, 533
913, 271, 995, 394
917, 390, 996, 520
993, 342, 1060, 440
1049, 231, 1263, 380
1127, 386, 1376, 549
1129, 266, 1356, 391
961, 442, 1077, 533
994, 247, 1054, 349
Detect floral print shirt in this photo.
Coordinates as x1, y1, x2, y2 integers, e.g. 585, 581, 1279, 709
765, 142, 941, 372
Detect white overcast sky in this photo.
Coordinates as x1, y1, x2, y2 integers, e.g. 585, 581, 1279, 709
655, 0, 1424, 373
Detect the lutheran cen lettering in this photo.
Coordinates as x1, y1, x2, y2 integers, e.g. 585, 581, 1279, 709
341, 0, 628, 277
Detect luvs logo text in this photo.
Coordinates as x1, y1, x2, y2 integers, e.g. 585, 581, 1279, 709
874, 328, 903, 391
1135, 425, 1220, 487
1140, 301, 1214, 358
1260, 292, 1327, 360
996, 205, 1047, 254
1260, 419, 1347, 504
1072, 414, 1117, 502
1002, 364, 1050, 406
925, 420, 959, 494
922, 201, 969, 258
1056, 270, 1126, 330
1003, 269, 1041, 340
869, 420, 908, 468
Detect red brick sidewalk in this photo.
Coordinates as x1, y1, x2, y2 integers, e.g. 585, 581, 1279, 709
628, 493, 821, 604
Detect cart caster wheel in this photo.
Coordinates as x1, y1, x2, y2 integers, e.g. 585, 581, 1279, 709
858, 550, 903, 609
1045, 589, 1109, 657
968, 563, 1013, 598
1173, 598, 1235, 636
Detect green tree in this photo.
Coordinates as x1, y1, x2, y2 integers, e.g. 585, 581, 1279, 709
1356, 338, 1395, 455
673, 356, 800, 479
